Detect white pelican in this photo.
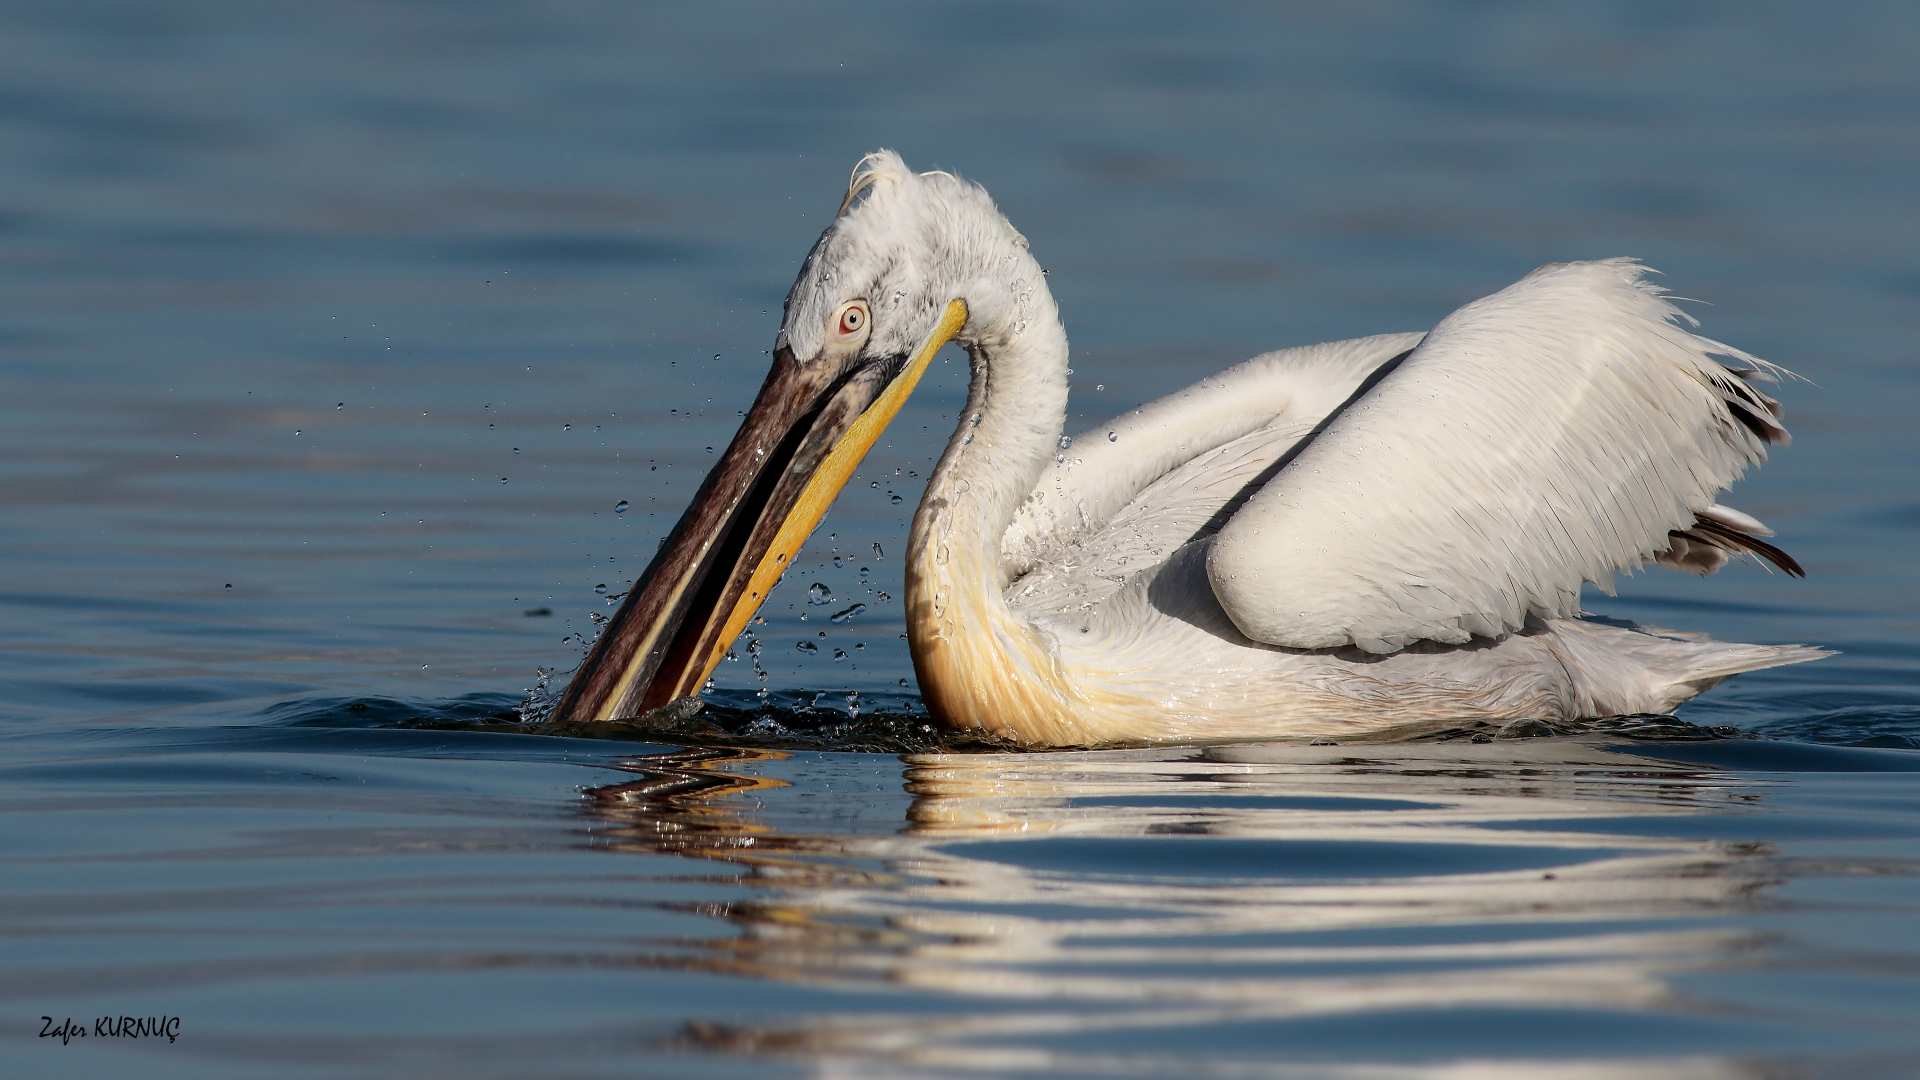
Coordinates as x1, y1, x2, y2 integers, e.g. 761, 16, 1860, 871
553, 150, 1822, 746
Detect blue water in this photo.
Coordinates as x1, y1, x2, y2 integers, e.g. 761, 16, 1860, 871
5, 2, 1920, 1076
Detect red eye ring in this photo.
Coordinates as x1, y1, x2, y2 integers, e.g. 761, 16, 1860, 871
838, 306, 865, 335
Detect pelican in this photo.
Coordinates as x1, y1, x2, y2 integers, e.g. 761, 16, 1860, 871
553, 150, 1822, 746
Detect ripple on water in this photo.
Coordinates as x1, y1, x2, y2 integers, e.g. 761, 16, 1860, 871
250, 685, 1920, 761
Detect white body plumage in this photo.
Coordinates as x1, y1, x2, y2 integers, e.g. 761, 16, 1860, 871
805, 153, 1821, 745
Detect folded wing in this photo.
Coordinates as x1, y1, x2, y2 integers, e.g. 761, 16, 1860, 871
1207, 259, 1794, 654
1002, 332, 1425, 583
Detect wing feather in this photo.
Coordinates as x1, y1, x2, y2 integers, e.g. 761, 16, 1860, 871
1000, 332, 1424, 579
1207, 259, 1792, 653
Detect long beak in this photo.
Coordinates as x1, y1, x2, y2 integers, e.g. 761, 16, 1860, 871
552, 299, 967, 722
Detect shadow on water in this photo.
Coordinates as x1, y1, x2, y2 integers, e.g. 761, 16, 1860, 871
266, 688, 955, 752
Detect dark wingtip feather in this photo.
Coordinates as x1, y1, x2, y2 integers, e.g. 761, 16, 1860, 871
1688, 516, 1806, 577
1729, 401, 1791, 446
1714, 370, 1790, 446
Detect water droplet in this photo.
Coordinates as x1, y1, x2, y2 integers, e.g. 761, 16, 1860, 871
563, 423, 571, 431
1096, 384, 1105, 391
962, 433, 973, 445
872, 543, 884, 559
705, 446, 713, 453
614, 500, 629, 513
713, 353, 721, 360
870, 480, 879, 488
935, 545, 949, 564
796, 640, 818, 653
1108, 431, 1118, 442
890, 494, 903, 504
703, 678, 715, 692
876, 591, 891, 602
898, 678, 909, 687
513, 447, 521, 454
970, 413, 982, 426
1058, 435, 1072, 449
807, 582, 833, 605
499, 476, 508, 484
832, 649, 847, 662
293, 429, 301, 435
832, 555, 844, 568
335, 402, 344, 409
223, 583, 232, 590
594, 583, 608, 595
830, 603, 866, 624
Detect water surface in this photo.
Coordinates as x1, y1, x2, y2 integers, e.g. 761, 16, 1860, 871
4, 2, 1919, 1076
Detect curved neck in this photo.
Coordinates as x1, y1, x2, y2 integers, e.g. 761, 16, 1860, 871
921, 324, 1071, 579
905, 271, 1083, 740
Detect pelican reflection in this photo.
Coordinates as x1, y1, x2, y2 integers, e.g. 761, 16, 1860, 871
578, 741, 1783, 1073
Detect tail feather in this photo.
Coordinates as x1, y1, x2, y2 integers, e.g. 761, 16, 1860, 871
1553, 618, 1829, 715
1661, 638, 1829, 689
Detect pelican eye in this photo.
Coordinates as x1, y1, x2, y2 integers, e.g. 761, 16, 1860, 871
822, 300, 871, 356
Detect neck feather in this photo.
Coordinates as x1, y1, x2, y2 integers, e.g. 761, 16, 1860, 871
925, 324, 1070, 574
904, 260, 1083, 739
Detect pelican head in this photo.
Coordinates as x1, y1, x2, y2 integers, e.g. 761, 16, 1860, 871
554, 151, 1024, 722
